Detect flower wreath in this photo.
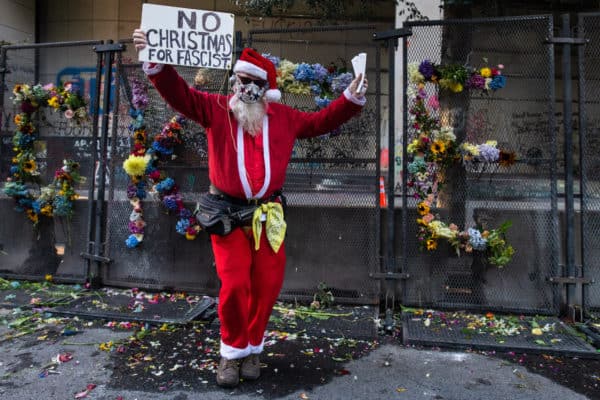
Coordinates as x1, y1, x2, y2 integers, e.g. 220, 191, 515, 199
3, 83, 87, 225
406, 59, 515, 268
262, 53, 353, 109
122, 77, 200, 249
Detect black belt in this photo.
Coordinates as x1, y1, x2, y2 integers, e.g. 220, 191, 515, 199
209, 185, 286, 208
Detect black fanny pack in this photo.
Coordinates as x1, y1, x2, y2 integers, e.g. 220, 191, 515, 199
195, 190, 285, 236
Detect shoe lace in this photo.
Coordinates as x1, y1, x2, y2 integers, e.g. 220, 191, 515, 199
222, 359, 239, 371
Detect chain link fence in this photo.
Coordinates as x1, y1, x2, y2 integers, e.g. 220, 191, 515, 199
247, 25, 383, 303
578, 13, 600, 315
400, 16, 560, 314
0, 41, 101, 281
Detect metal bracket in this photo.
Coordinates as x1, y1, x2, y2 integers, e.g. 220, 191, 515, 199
93, 43, 125, 53
80, 252, 112, 264
373, 27, 412, 41
544, 37, 588, 45
548, 276, 593, 284
369, 272, 410, 280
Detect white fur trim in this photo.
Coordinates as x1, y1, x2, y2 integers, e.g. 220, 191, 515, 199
249, 338, 265, 354
265, 88, 281, 102
343, 88, 367, 106
142, 62, 164, 76
233, 59, 267, 80
220, 340, 251, 359
236, 116, 271, 199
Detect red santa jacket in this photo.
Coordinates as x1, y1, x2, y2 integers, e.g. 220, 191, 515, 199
146, 64, 364, 200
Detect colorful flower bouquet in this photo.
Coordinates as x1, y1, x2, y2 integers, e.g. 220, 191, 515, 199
4, 82, 87, 225
263, 53, 353, 108
406, 59, 515, 268
408, 58, 506, 94
122, 77, 200, 248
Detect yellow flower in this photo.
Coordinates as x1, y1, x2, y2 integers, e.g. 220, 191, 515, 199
449, 82, 463, 93
426, 239, 437, 250
185, 232, 196, 240
26, 209, 38, 223
14, 114, 22, 125
48, 96, 60, 109
45, 274, 53, 282
531, 328, 543, 336
417, 202, 430, 216
480, 67, 492, 78
40, 204, 53, 216
430, 140, 446, 155
123, 154, 151, 177
23, 160, 36, 173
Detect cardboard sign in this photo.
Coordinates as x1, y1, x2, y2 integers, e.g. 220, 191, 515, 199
138, 4, 234, 69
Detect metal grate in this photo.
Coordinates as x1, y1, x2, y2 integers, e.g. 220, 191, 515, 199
403, 311, 599, 358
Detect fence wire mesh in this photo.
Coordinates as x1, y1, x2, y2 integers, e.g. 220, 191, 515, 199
102, 42, 225, 294
578, 13, 600, 314
245, 25, 382, 303
0, 42, 101, 281
401, 16, 559, 314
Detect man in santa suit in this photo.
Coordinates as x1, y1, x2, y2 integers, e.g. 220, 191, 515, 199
133, 28, 367, 387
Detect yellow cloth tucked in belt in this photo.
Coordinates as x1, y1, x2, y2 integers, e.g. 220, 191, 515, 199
252, 202, 286, 253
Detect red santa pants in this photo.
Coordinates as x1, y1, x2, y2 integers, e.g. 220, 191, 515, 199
211, 226, 286, 359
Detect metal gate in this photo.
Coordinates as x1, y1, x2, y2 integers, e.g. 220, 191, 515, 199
0, 40, 101, 282
578, 13, 600, 315
399, 16, 560, 315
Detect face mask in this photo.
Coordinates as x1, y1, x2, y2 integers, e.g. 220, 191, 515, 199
235, 76, 266, 104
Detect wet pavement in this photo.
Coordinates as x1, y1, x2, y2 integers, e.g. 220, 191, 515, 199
0, 282, 599, 400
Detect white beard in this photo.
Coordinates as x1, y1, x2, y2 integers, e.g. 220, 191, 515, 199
229, 94, 266, 136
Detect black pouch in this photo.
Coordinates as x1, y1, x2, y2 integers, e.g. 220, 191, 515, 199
195, 193, 257, 236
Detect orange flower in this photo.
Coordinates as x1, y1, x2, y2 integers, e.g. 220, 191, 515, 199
486, 312, 494, 319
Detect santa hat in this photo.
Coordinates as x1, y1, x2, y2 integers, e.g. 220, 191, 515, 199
233, 48, 281, 102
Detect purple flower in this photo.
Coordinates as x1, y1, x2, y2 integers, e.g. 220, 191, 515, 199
127, 183, 137, 199
312, 63, 329, 84
162, 194, 179, 210
477, 143, 500, 162
128, 221, 144, 234
331, 72, 353, 94
419, 60, 435, 80
467, 74, 486, 90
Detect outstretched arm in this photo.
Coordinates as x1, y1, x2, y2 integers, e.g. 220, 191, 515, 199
132, 29, 218, 127
294, 73, 368, 139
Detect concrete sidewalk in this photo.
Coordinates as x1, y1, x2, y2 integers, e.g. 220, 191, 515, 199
0, 320, 592, 400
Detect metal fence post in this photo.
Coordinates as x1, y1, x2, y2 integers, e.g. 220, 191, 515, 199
81, 41, 124, 287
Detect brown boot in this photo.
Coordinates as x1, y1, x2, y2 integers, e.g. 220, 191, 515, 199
216, 357, 240, 387
240, 354, 261, 380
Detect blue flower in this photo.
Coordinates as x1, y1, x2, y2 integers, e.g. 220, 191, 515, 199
152, 141, 173, 155
489, 75, 506, 90
312, 63, 328, 84
419, 60, 435, 80
53, 195, 71, 216
163, 195, 178, 210
125, 234, 141, 248
179, 208, 192, 218
176, 218, 190, 235
468, 228, 487, 251
262, 53, 280, 68
155, 177, 175, 193
10, 166, 19, 175
310, 84, 322, 96
331, 72, 353, 94
294, 63, 314, 82
32, 200, 41, 214
408, 159, 427, 174
315, 97, 332, 109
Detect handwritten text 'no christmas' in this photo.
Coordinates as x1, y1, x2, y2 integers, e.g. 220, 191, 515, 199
139, 4, 234, 69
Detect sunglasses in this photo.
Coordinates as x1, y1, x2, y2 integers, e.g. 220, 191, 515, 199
238, 76, 268, 87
